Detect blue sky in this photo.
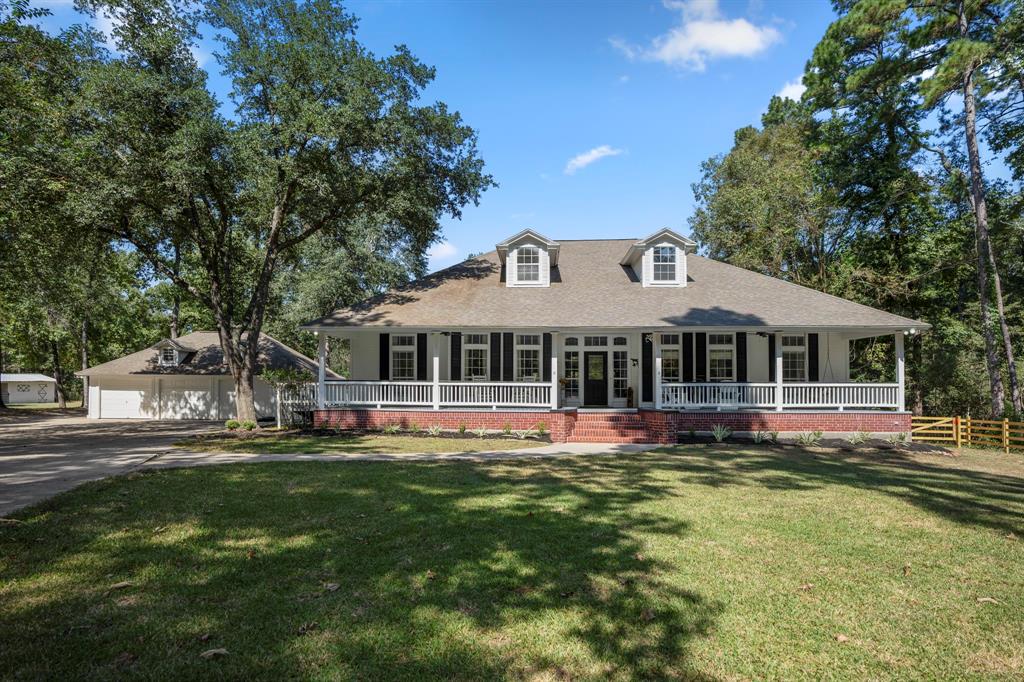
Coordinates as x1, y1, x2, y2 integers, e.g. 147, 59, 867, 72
35, 0, 838, 271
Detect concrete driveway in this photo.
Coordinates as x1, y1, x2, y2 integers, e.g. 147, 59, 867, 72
0, 414, 218, 516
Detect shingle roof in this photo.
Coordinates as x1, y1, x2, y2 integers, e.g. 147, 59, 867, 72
76, 331, 339, 378
1, 373, 56, 383
304, 239, 927, 331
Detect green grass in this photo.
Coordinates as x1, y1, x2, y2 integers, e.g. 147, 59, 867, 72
177, 432, 548, 454
1, 445, 1022, 679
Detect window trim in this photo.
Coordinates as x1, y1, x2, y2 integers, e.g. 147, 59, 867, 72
707, 332, 735, 382
514, 334, 542, 382
160, 348, 178, 366
390, 335, 417, 381
782, 333, 808, 382
462, 334, 490, 381
563, 350, 580, 400
515, 245, 541, 283
652, 244, 678, 283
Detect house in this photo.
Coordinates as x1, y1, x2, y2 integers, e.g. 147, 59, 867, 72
76, 331, 334, 420
1, 373, 57, 404
302, 229, 927, 443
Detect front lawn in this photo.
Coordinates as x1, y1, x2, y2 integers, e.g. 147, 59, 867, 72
177, 431, 548, 454
2, 445, 1022, 679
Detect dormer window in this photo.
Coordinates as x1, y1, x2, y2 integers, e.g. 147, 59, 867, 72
517, 246, 540, 282
653, 246, 677, 282
160, 348, 177, 366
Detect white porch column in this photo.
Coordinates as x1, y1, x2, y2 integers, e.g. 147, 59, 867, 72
774, 332, 783, 412
550, 332, 559, 410
654, 332, 663, 409
317, 332, 326, 410
432, 332, 440, 410
896, 332, 905, 412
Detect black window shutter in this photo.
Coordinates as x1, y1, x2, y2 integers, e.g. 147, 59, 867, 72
379, 333, 390, 380
682, 333, 694, 383
736, 332, 747, 382
768, 335, 776, 382
450, 332, 462, 381
416, 333, 427, 381
542, 333, 552, 382
642, 333, 653, 402
808, 333, 819, 382
489, 332, 501, 380
502, 332, 514, 381
695, 333, 707, 382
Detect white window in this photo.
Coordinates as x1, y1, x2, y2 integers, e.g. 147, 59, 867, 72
391, 335, 416, 380
160, 348, 177, 366
564, 351, 579, 399
565, 337, 578, 346
653, 246, 677, 282
613, 350, 628, 398
463, 334, 489, 381
613, 337, 628, 346
782, 334, 807, 382
662, 349, 680, 382
708, 333, 734, 382
516, 246, 540, 282
584, 336, 608, 347
516, 334, 541, 382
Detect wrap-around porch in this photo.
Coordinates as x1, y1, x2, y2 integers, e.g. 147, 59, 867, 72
313, 329, 907, 412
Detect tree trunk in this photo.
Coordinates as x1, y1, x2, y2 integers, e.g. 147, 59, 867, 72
0, 338, 6, 409
80, 318, 89, 411
51, 340, 66, 409
170, 243, 180, 338
218, 325, 259, 423
987, 250, 1022, 414
960, 6, 1005, 417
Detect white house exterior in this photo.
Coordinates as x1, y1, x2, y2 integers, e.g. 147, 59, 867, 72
77, 331, 332, 420
1, 373, 57, 404
302, 229, 927, 443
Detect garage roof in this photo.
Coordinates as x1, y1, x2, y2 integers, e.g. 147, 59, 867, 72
76, 331, 338, 378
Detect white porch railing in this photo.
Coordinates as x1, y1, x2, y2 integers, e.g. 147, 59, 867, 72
782, 383, 900, 409
439, 381, 551, 408
662, 383, 777, 409
321, 380, 551, 409
661, 382, 900, 410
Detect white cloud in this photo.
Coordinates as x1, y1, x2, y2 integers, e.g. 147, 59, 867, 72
564, 145, 624, 175
427, 241, 458, 264
611, 0, 781, 72
776, 75, 806, 101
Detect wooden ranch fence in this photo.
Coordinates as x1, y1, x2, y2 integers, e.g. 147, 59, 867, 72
911, 416, 1024, 453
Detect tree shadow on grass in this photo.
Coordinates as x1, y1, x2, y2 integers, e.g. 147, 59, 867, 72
656, 444, 1024, 537
0, 459, 722, 680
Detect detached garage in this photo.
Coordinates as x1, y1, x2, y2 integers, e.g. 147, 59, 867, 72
77, 331, 333, 420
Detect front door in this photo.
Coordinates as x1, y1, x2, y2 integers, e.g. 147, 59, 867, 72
584, 352, 608, 406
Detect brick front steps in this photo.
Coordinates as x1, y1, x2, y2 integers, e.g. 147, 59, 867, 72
312, 408, 912, 444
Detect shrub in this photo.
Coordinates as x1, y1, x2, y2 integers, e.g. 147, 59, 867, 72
847, 430, 871, 445
458, 422, 467, 435
225, 419, 240, 431
427, 424, 443, 437
240, 420, 257, 431
887, 432, 909, 446
768, 430, 780, 443
711, 424, 732, 442
409, 423, 422, 433
752, 430, 766, 444
535, 421, 547, 436
794, 430, 823, 446
473, 427, 488, 438
502, 422, 512, 436
688, 427, 696, 440
514, 429, 534, 440
382, 423, 400, 435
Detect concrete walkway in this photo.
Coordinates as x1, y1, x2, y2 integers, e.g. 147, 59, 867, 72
142, 441, 659, 470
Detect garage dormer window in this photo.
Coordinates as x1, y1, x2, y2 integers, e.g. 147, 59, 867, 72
160, 348, 178, 366
653, 246, 677, 282
516, 246, 540, 282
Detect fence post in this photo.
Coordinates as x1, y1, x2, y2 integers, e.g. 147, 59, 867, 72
1003, 418, 1010, 454
953, 416, 961, 448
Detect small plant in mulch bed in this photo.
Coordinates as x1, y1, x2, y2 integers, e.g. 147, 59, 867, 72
711, 424, 732, 443
502, 423, 513, 436
535, 422, 547, 437
426, 424, 443, 437
847, 430, 871, 445
240, 420, 258, 431
458, 422, 467, 435
382, 423, 400, 435
225, 419, 240, 431
752, 430, 767, 444
473, 427, 488, 439
794, 430, 823, 447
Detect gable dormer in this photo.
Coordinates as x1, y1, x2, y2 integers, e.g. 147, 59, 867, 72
153, 338, 193, 367
620, 228, 696, 288
496, 229, 560, 288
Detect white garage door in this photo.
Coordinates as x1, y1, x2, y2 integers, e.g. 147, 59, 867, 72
99, 378, 153, 419
161, 377, 217, 419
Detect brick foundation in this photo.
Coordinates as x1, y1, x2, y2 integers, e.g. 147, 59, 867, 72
668, 410, 912, 436
313, 408, 575, 441
312, 408, 912, 444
